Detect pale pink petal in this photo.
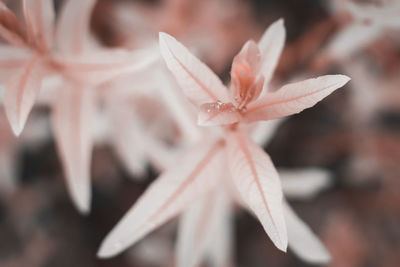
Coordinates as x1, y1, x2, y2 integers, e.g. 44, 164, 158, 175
244, 75, 350, 123
226, 132, 287, 251
159, 32, 230, 106
0, 45, 32, 83
22, 0, 55, 51
52, 84, 96, 214
198, 101, 241, 126
97, 139, 225, 258
176, 195, 216, 267
280, 168, 331, 200
232, 40, 261, 75
258, 19, 286, 86
177, 191, 233, 267
56, 48, 158, 86
108, 102, 147, 177
203, 191, 233, 267
3, 55, 43, 136
0, 2, 28, 47
284, 202, 330, 264
55, 0, 97, 55
325, 24, 380, 60
249, 119, 285, 146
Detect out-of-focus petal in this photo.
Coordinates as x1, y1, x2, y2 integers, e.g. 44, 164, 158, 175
198, 101, 241, 126
159, 32, 230, 106
226, 132, 287, 251
108, 101, 147, 178
280, 168, 332, 200
258, 19, 286, 86
52, 84, 96, 214
177, 190, 233, 267
3, 55, 42, 136
249, 119, 285, 146
57, 48, 158, 86
244, 75, 350, 123
324, 24, 380, 61
285, 202, 330, 264
22, 0, 55, 51
55, 0, 97, 55
0, 45, 32, 82
97, 139, 225, 258
0, 2, 28, 47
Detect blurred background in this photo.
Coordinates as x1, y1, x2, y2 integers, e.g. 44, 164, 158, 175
0, 0, 400, 266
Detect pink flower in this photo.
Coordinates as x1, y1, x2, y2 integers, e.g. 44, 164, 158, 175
0, 0, 155, 213
97, 19, 350, 258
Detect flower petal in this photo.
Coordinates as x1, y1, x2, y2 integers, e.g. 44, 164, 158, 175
97, 139, 225, 258
22, 0, 55, 51
284, 202, 330, 264
3, 55, 42, 136
52, 84, 96, 214
280, 168, 332, 200
244, 75, 350, 123
226, 132, 287, 251
258, 19, 286, 86
56, 48, 158, 86
176, 191, 232, 267
159, 32, 230, 106
198, 101, 241, 126
55, 0, 97, 55
0, 2, 28, 47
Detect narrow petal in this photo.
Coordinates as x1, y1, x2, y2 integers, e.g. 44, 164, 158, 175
0, 2, 28, 47
97, 139, 225, 258
108, 101, 147, 177
176, 195, 216, 267
198, 101, 241, 126
280, 168, 331, 200
258, 19, 286, 86
0, 45, 32, 83
250, 119, 285, 146
52, 84, 96, 214
176, 191, 232, 267
55, 0, 97, 55
3, 55, 42, 136
244, 75, 350, 123
285, 202, 330, 264
22, 0, 55, 51
325, 24, 380, 61
226, 132, 287, 251
57, 48, 158, 86
159, 32, 230, 106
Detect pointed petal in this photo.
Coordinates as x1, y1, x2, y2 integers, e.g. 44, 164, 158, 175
0, 2, 28, 47
325, 24, 380, 60
57, 48, 158, 86
226, 132, 287, 251
0, 45, 32, 83
203, 191, 233, 267
109, 101, 147, 177
177, 191, 233, 267
176, 195, 216, 267
258, 19, 286, 85
250, 119, 285, 146
244, 75, 350, 123
97, 139, 225, 258
22, 0, 55, 50
159, 32, 230, 106
3, 55, 42, 136
285, 202, 330, 264
52, 84, 95, 214
280, 168, 332, 200
198, 102, 241, 126
55, 0, 97, 55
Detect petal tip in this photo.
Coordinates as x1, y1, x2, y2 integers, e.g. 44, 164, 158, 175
97, 240, 122, 259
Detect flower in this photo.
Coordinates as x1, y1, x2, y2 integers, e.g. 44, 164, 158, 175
97, 19, 350, 258
0, 0, 156, 213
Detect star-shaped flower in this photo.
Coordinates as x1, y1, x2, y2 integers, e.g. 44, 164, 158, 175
97, 19, 349, 258
0, 0, 156, 213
